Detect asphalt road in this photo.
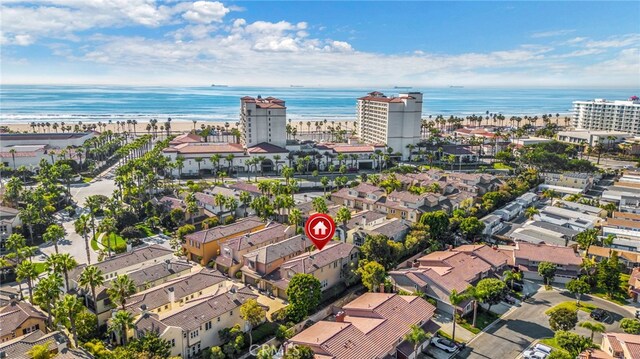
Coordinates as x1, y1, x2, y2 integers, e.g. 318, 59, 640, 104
458, 286, 635, 359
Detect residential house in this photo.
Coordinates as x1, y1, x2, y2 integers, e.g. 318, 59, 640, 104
134, 287, 259, 359
629, 268, 640, 302
620, 195, 640, 214
0, 206, 21, 254
589, 246, 640, 272
578, 332, 640, 359
335, 210, 387, 243
0, 330, 92, 359
241, 235, 313, 288
285, 293, 438, 359
534, 205, 602, 231
214, 223, 295, 276
124, 268, 230, 319
541, 172, 597, 194
389, 245, 511, 313
499, 242, 583, 283
480, 214, 504, 236
265, 242, 359, 299
603, 212, 640, 243
515, 192, 538, 208
510, 220, 578, 247
554, 199, 608, 218
331, 182, 386, 212
155, 196, 204, 223
182, 217, 265, 265
0, 301, 47, 343
494, 202, 523, 221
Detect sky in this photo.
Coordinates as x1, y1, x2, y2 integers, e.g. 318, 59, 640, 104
1, 1, 639, 87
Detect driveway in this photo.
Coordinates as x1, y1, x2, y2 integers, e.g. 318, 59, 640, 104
458, 284, 634, 359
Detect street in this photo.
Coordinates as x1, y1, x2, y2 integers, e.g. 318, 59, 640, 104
458, 285, 635, 359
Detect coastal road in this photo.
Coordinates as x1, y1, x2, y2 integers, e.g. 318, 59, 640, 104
458, 285, 635, 359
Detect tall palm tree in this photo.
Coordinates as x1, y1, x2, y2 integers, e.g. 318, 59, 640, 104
79, 266, 104, 332
74, 214, 92, 265
503, 269, 522, 289
579, 321, 605, 341
289, 208, 302, 234
16, 260, 38, 302
56, 253, 78, 292
107, 274, 136, 311
43, 224, 65, 255
34, 273, 63, 328
110, 310, 134, 346
449, 289, 467, 343
239, 191, 252, 218
55, 294, 84, 346
404, 324, 428, 358
524, 207, 539, 220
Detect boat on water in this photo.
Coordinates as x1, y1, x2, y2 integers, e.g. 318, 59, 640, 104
290, 85, 304, 88
211, 84, 229, 87
394, 86, 412, 89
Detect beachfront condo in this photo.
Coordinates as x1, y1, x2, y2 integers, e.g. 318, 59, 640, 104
239, 95, 287, 147
572, 97, 640, 136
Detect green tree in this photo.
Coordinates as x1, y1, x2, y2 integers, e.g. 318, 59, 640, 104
576, 228, 600, 253
335, 207, 352, 240
597, 251, 621, 298
538, 262, 557, 285
257, 345, 276, 359
107, 274, 136, 311
360, 234, 402, 270
419, 210, 451, 236
240, 298, 266, 347
475, 278, 506, 313
548, 307, 578, 331
286, 273, 322, 322
34, 273, 63, 327
289, 208, 302, 233
109, 310, 134, 346
404, 324, 428, 359
524, 207, 539, 220
43, 224, 65, 254
79, 266, 104, 332
16, 260, 38, 302
620, 318, 640, 334
27, 341, 53, 359
503, 269, 522, 289
449, 289, 468, 342
320, 176, 330, 195
579, 321, 605, 341
357, 261, 386, 292
459, 217, 485, 240
554, 330, 595, 356
283, 345, 315, 359
566, 278, 590, 304
74, 214, 93, 265
209, 346, 225, 359
54, 294, 84, 346
127, 330, 172, 358
54, 253, 77, 291
74, 308, 98, 343
312, 197, 328, 214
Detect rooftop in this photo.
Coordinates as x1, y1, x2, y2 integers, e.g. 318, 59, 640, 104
70, 244, 173, 280
163, 142, 245, 155
0, 301, 47, 338
514, 242, 582, 266
185, 217, 264, 244
0, 330, 92, 359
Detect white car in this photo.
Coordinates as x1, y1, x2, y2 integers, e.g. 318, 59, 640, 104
431, 337, 458, 353
523, 350, 547, 359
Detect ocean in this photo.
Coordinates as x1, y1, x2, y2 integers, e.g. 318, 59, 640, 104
0, 85, 636, 124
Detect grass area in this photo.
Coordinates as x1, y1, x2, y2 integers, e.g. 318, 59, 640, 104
493, 162, 513, 170
82, 177, 93, 183
33, 262, 47, 275
135, 223, 154, 237
544, 301, 597, 315
437, 329, 467, 344
90, 238, 100, 251
248, 322, 278, 344
458, 310, 499, 334
539, 338, 573, 357
92, 232, 127, 253
592, 273, 631, 306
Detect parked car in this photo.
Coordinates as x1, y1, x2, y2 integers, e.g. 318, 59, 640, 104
523, 350, 547, 359
503, 295, 517, 305
533, 344, 553, 355
590, 308, 610, 322
431, 337, 459, 353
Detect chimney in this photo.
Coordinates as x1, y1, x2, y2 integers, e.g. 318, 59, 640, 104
55, 334, 68, 352
140, 304, 148, 316
229, 287, 238, 302
165, 259, 172, 272
362, 215, 367, 227
335, 311, 346, 323
379, 283, 385, 293
412, 261, 420, 268
167, 287, 175, 304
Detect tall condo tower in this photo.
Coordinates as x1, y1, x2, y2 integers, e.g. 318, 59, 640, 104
240, 96, 287, 147
572, 97, 640, 135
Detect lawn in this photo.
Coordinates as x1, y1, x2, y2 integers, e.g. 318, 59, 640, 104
437, 330, 467, 344
92, 232, 127, 253
493, 162, 513, 170
592, 273, 631, 306
544, 301, 597, 315
135, 223, 155, 237
459, 310, 499, 334
33, 262, 48, 275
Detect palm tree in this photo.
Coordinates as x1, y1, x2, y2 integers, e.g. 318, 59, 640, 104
16, 260, 38, 302
465, 285, 479, 328
110, 310, 134, 346
79, 266, 104, 332
320, 176, 330, 195
43, 224, 64, 255
335, 207, 351, 241
9, 149, 17, 170
74, 214, 92, 265
239, 191, 252, 217
55, 294, 84, 346
579, 321, 605, 341
503, 269, 522, 289
449, 289, 467, 343
34, 273, 63, 328
107, 274, 136, 311
56, 253, 78, 292
289, 208, 302, 233
524, 207, 539, 220
27, 341, 53, 359
404, 324, 428, 358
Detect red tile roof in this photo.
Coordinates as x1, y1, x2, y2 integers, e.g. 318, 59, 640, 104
185, 217, 264, 244
163, 142, 245, 154
247, 142, 288, 154
514, 242, 582, 266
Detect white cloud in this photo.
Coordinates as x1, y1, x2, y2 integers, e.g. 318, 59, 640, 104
531, 29, 574, 38
182, 1, 229, 24
584, 34, 640, 48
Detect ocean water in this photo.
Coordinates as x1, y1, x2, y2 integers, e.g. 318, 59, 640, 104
0, 85, 636, 124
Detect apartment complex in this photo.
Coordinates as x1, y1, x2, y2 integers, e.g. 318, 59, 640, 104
356, 91, 423, 159
572, 97, 640, 135
557, 130, 630, 147
239, 96, 287, 147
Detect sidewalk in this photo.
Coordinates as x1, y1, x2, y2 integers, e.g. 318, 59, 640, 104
431, 310, 475, 343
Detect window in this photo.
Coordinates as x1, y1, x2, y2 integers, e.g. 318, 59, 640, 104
230, 310, 233, 316
320, 279, 329, 289
333, 261, 338, 268
217, 317, 221, 322
205, 321, 212, 330
171, 339, 176, 347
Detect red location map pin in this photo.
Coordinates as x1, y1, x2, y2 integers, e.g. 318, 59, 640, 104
304, 213, 336, 251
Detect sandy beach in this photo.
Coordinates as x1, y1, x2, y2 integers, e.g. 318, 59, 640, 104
0, 113, 571, 135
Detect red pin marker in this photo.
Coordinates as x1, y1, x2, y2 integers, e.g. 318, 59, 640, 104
304, 213, 336, 251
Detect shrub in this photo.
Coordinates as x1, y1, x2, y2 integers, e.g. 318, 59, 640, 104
120, 226, 143, 239
203, 216, 220, 229
176, 224, 196, 240
235, 271, 243, 279
224, 216, 235, 225
270, 307, 288, 322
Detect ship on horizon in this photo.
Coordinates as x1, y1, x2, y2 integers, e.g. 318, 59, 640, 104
290, 85, 304, 88
211, 84, 229, 87
394, 86, 412, 89
449, 85, 464, 88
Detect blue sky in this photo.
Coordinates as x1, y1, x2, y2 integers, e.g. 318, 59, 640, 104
1, 1, 639, 87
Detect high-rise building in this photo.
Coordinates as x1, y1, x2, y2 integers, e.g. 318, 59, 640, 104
572, 97, 640, 135
356, 91, 423, 159
239, 96, 287, 148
